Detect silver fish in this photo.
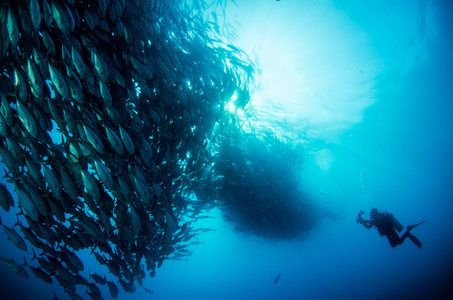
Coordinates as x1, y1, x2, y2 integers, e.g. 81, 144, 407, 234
41, 30, 55, 56
83, 124, 104, 153
27, 186, 48, 217
29, 0, 41, 31
119, 126, 134, 155
0, 258, 28, 278
93, 159, 114, 190
0, 92, 13, 126
7, 7, 20, 48
42, 165, 62, 198
1, 221, 27, 251
60, 168, 78, 200
17, 188, 39, 222
0, 183, 14, 212
91, 49, 109, 82
28, 265, 53, 284
48, 63, 70, 99
128, 204, 141, 235
16, 100, 38, 138
105, 126, 124, 155
51, 1, 70, 35
13, 68, 29, 102
42, 0, 52, 27
27, 58, 44, 99
99, 80, 112, 108
80, 169, 100, 202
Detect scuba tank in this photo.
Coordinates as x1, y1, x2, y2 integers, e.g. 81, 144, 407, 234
381, 210, 403, 232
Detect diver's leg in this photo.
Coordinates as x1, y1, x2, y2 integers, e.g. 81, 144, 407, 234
398, 230, 423, 248
401, 221, 425, 248
388, 238, 399, 248
386, 231, 401, 248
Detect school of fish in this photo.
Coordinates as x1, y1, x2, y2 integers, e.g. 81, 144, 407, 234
194, 121, 317, 240
0, 0, 255, 298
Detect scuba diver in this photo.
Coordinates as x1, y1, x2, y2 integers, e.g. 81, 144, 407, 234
357, 208, 426, 248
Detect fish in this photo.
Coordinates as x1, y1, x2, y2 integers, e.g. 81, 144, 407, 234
90, 273, 107, 285
132, 176, 151, 202
93, 159, 114, 190
119, 126, 134, 155
0, 0, 259, 299
60, 168, 78, 200
0, 115, 8, 137
0, 93, 13, 126
61, 247, 84, 272
107, 281, 119, 298
117, 177, 130, 201
273, 273, 281, 284
91, 49, 109, 82
99, 80, 112, 108
0, 183, 14, 212
104, 126, 124, 155
80, 169, 101, 203
67, 74, 84, 104
48, 63, 70, 99
27, 58, 45, 99
71, 46, 87, 78
128, 204, 141, 235
51, 1, 70, 35
16, 99, 39, 138
0, 217, 27, 251
6, 7, 20, 48
42, 164, 62, 198
16, 188, 40, 222
20, 225, 45, 249
41, 30, 55, 56
28, 265, 53, 284
67, 291, 83, 300
27, 186, 48, 217
42, 0, 52, 28
83, 124, 104, 153
29, 0, 41, 31
13, 68, 29, 102
0, 257, 28, 278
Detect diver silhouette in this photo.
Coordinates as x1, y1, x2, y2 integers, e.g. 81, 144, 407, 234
357, 208, 426, 248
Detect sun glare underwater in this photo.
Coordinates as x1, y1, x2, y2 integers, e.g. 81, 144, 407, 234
1, 0, 453, 299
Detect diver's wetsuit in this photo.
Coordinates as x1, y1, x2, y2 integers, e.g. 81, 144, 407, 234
360, 212, 424, 248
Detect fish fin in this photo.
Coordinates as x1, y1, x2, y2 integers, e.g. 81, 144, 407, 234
52, 291, 59, 300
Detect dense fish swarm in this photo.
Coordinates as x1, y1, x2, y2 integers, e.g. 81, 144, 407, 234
195, 118, 317, 240
0, 0, 255, 298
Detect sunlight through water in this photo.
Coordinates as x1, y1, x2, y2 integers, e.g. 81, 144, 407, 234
229, 0, 436, 143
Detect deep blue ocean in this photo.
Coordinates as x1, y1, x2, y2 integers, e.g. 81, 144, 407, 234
1, 0, 453, 299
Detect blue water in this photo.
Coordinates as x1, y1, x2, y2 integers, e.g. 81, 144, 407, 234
1, 0, 453, 299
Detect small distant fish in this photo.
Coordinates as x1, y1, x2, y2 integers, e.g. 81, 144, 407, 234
273, 273, 281, 284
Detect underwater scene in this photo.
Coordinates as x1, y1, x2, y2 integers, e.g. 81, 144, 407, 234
0, 0, 452, 299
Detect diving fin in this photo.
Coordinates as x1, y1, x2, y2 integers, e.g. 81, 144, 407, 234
407, 232, 422, 248
407, 221, 426, 232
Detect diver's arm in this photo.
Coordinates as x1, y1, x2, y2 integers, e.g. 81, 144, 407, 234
361, 219, 374, 229
357, 211, 374, 229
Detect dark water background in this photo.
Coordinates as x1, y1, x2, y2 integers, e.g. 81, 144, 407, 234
1, 0, 453, 299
